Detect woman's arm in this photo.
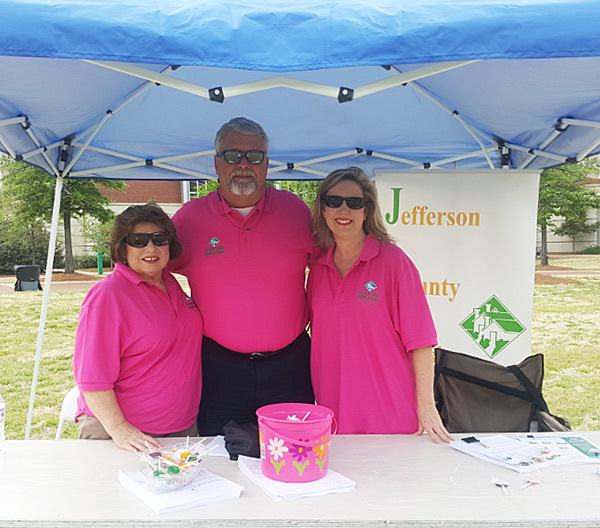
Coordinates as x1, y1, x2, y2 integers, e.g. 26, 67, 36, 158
411, 347, 454, 444
83, 390, 161, 452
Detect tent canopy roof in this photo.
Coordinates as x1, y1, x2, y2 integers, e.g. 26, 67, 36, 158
1, 0, 600, 180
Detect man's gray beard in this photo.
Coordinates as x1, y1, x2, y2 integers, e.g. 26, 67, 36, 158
229, 178, 257, 196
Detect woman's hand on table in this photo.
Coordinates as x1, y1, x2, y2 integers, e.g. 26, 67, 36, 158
82, 389, 162, 452
414, 402, 454, 444
109, 421, 162, 452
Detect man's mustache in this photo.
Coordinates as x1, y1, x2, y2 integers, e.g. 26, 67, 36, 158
231, 170, 256, 178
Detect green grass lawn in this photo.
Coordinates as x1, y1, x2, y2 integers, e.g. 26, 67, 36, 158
0, 289, 85, 440
532, 277, 600, 430
541, 254, 600, 270
1, 256, 599, 439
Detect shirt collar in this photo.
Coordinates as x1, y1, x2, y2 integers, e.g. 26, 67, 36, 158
215, 186, 272, 217
320, 233, 382, 269
114, 261, 170, 289
114, 262, 145, 286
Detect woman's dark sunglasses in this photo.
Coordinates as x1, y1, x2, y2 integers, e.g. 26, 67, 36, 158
323, 195, 367, 210
124, 231, 171, 248
216, 149, 266, 164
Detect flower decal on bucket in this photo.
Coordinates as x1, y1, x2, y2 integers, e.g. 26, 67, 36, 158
257, 403, 336, 483
267, 437, 288, 474
314, 435, 330, 472
290, 441, 312, 461
267, 437, 288, 460
290, 440, 312, 475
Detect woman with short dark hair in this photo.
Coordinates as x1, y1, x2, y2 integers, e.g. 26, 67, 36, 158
73, 204, 203, 452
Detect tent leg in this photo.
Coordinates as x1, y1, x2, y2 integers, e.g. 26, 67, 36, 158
24, 174, 63, 439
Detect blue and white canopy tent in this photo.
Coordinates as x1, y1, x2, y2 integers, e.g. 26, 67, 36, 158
1, 0, 599, 438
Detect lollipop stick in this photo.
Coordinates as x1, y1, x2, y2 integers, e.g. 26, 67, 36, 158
492, 477, 510, 495
520, 478, 541, 490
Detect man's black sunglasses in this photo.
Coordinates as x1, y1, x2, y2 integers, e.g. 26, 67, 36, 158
124, 231, 171, 248
216, 150, 266, 164
323, 195, 367, 210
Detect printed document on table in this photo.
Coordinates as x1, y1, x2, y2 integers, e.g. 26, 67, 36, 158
517, 435, 600, 465
450, 435, 565, 473
118, 468, 243, 514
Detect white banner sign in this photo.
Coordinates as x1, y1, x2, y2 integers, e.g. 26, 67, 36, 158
375, 170, 540, 365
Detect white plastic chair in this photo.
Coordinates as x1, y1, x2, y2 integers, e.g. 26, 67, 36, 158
55, 386, 80, 439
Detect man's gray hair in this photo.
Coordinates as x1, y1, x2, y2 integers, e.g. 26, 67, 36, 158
214, 117, 269, 152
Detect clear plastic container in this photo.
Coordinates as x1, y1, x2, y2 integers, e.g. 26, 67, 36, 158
138, 442, 208, 492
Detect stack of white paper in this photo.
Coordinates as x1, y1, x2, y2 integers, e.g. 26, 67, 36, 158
118, 468, 244, 514
237, 456, 355, 501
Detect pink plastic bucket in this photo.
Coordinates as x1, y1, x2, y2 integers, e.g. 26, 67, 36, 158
256, 403, 336, 483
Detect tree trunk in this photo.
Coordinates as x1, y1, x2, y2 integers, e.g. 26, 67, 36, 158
540, 222, 549, 266
29, 227, 38, 266
63, 210, 75, 274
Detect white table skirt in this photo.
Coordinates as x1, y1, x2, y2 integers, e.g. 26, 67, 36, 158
1, 433, 600, 527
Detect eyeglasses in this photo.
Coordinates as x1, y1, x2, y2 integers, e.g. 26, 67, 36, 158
322, 195, 367, 210
124, 231, 171, 248
216, 150, 266, 164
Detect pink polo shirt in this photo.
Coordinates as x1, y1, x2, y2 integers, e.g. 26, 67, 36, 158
308, 235, 437, 434
171, 187, 312, 352
73, 263, 203, 434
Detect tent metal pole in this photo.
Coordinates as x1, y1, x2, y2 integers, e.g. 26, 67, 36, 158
576, 136, 600, 161
20, 141, 64, 162
0, 131, 16, 158
354, 60, 478, 99
560, 118, 600, 129
0, 116, 28, 127
22, 127, 62, 178
516, 129, 562, 170
24, 173, 64, 439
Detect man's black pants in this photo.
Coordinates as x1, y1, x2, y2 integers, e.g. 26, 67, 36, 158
196, 331, 315, 436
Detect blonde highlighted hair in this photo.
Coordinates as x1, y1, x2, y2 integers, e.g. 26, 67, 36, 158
312, 166, 394, 248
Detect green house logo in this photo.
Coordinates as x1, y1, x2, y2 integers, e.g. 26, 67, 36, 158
365, 280, 377, 292
459, 295, 525, 359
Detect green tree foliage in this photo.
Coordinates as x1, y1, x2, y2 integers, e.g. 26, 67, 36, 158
0, 214, 64, 274
1, 159, 125, 273
190, 179, 219, 198
80, 216, 113, 263
268, 180, 321, 210
537, 159, 600, 265
191, 179, 321, 210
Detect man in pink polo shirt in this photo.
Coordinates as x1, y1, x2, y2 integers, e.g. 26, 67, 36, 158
171, 117, 314, 436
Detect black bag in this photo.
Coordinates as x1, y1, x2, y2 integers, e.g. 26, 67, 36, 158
222, 420, 260, 461
434, 347, 571, 433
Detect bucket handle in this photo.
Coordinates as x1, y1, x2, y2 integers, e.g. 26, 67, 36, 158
258, 416, 336, 447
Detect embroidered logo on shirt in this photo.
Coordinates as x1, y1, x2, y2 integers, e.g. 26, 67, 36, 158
357, 280, 380, 304
183, 295, 198, 310
365, 280, 377, 292
204, 235, 225, 256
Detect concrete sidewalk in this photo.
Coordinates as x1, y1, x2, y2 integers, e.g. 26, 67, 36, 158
535, 269, 600, 276
0, 270, 189, 293
0, 269, 106, 293
0, 278, 102, 293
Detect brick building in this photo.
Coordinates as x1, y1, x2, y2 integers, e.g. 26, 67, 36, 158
71, 180, 186, 257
